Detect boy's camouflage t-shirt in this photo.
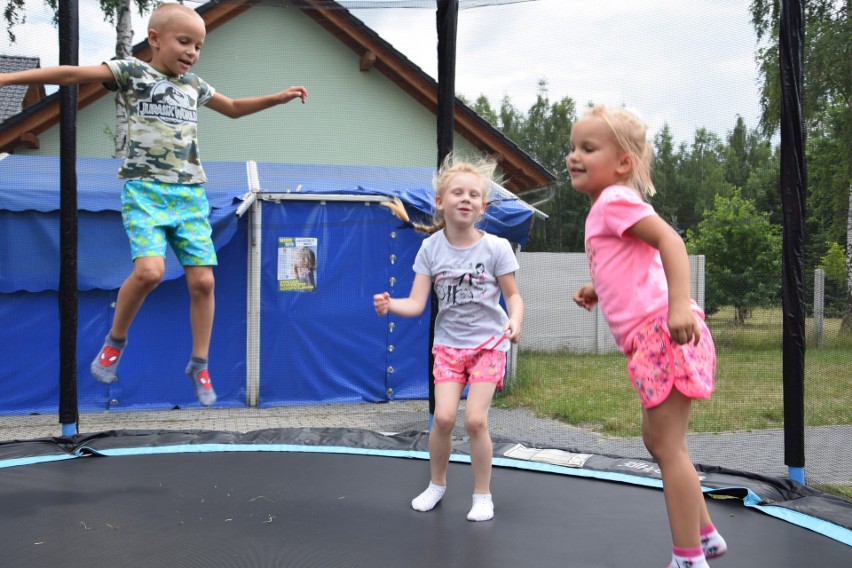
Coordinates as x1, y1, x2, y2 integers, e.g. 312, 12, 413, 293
104, 59, 216, 184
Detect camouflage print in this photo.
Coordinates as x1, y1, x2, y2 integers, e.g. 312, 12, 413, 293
122, 180, 218, 266
104, 59, 216, 184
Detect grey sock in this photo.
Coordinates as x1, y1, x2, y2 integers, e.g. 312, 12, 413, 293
185, 357, 216, 406
90, 334, 126, 385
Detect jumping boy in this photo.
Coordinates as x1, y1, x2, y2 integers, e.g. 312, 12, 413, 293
0, 2, 308, 405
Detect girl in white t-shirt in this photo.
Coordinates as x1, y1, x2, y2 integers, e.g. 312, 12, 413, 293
568, 105, 727, 568
373, 155, 523, 522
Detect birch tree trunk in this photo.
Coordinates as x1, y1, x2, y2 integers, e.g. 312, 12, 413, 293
842, 183, 852, 332
113, 0, 133, 158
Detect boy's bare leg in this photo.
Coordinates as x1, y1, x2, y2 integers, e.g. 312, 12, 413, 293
111, 257, 166, 338
183, 265, 216, 406
91, 257, 164, 384
184, 265, 215, 359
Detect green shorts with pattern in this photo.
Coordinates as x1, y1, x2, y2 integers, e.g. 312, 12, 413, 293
122, 180, 217, 266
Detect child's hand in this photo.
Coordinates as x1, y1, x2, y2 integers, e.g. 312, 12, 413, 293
573, 283, 598, 311
373, 292, 391, 316
667, 306, 701, 346
281, 86, 308, 104
503, 321, 522, 344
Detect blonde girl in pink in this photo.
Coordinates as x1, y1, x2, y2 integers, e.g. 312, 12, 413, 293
568, 105, 727, 567
373, 154, 523, 522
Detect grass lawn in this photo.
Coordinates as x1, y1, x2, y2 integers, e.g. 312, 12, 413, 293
498, 306, 851, 436
496, 347, 850, 437
495, 307, 852, 499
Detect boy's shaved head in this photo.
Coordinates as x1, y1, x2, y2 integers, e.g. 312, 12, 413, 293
148, 2, 204, 33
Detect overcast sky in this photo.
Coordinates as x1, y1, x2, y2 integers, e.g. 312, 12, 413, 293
1, 0, 765, 145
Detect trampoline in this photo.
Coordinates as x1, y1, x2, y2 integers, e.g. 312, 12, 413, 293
1, 428, 849, 568
1, 1, 849, 566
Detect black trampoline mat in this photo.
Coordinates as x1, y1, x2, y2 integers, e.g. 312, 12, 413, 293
0, 450, 849, 567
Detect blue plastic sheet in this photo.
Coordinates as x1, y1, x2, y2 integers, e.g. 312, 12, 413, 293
0, 156, 533, 411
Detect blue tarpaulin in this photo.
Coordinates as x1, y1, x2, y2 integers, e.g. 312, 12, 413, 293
0, 155, 535, 413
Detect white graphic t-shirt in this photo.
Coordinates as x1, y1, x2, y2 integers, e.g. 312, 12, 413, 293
413, 230, 519, 351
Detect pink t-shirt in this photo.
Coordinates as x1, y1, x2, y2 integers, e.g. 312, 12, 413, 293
584, 185, 670, 353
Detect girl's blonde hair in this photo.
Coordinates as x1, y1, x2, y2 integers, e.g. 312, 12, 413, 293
585, 105, 656, 198
381, 153, 499, 234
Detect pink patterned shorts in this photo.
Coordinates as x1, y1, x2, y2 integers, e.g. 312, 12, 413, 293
432, 345, 507, 389
627, 314, 716, 409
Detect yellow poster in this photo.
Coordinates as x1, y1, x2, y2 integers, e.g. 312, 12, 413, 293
277, 237, 317, 292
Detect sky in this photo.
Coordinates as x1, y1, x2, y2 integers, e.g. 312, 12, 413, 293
1, 0, 766, 146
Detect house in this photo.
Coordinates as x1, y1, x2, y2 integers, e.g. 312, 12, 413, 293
0, 0, 554, 193
0, 55, 44, 143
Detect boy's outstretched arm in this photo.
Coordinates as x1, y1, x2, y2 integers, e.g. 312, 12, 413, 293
0, 64, 113, 88
205, 86, 307, 119
373, 273, 431, 318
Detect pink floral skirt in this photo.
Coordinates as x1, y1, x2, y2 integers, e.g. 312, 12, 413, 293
627, 314, 716, 409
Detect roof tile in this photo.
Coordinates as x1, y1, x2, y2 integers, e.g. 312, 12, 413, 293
0, 56, 41, 123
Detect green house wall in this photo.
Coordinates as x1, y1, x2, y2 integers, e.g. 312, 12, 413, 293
16, 5, 478, 168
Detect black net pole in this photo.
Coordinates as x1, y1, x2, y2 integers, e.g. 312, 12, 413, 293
778, 0, 807, 483
436, 0, 458, 165
429, 0, 458, 417
57, 0, 80, 434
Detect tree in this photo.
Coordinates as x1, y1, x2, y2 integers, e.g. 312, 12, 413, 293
650, 124, 684, 232
719, 116, 780, 228
5, 0, 159, 157
3, 0, 29, 43
687, 190, 783, 323
751, 0, 852, 329
818, 241, 848, 317
473, 81, 586, 252
677, 127, 733, 230
724, 115, 774, 203
741, 138, 781, 225
466, 94, 498, 126
724, 116, 751, 189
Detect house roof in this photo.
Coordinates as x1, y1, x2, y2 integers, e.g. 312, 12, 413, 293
0, 0, 554, 193
0, 56, 44, 124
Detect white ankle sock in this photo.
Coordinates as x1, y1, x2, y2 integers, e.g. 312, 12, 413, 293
411, 482, 445, 512
670, 546, 708, 568
700, 526, 727, 559
466, 493, 494, 522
